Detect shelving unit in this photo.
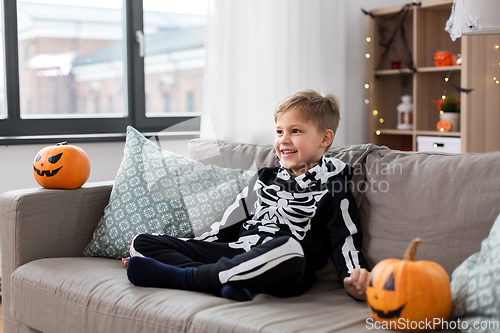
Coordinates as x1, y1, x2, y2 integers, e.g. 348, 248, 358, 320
367, 0, 500, 153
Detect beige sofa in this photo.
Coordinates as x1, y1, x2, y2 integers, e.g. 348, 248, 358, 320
1, 139, 500, 333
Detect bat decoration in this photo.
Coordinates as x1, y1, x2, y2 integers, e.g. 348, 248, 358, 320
361, 8, 375, 18
453, 84, 474, 94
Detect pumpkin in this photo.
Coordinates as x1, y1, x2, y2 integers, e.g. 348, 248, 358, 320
33, 142, 91, 189
437, 120, 451, 133
366, 238, 452, 331
433, 51, 453, 67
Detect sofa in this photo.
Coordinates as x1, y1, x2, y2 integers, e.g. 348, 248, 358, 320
1, 137, 500, 333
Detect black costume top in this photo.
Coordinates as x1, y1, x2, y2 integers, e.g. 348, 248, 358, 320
194, 156, 368, 282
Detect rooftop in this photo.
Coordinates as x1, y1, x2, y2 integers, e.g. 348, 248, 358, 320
17, 1, 206, 66
17, 2, 205, 29
73, 27, 205, 66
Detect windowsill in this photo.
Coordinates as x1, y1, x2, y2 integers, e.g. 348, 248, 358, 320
0, 131, 201, 146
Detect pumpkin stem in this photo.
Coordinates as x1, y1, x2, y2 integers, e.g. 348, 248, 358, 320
56, 142, 68, 146
403, 238, 424, 261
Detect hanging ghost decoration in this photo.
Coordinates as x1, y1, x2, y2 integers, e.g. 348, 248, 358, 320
445, 0, 500, 41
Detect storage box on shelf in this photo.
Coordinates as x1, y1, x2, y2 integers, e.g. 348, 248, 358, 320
367, 0, 500, 153
417, 136, 462, 154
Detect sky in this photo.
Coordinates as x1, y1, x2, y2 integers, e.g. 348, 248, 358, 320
19, 0, 209, 15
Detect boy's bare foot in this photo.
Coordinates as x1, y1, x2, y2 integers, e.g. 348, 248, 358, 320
122, 246, 131, 267
122, 257, 130, 267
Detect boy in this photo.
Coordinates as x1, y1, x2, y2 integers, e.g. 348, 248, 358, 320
124, 89, 369, 301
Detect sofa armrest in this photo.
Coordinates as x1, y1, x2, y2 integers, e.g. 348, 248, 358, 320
0, 182, 112, 269
0, 181, 112, 332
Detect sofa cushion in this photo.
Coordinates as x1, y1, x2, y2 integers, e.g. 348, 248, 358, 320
359, 149, 500, 276
12, 257, 377, 333
11, 258, 230, 333
188, 282, 373, 333
84, 127, 255, 259
451, 212, 500, 326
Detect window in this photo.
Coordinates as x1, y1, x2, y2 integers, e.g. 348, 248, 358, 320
143, 1, 204, 117
0, 0, 207, 144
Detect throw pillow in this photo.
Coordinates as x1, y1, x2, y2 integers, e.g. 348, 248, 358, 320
450, 212, 500, 330
83, 126, 255, 259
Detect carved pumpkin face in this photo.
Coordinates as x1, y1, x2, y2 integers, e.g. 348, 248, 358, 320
437, 120, 451, 133
33, 142, 91, 189
433, 51, 453, 67
366, 239, 452, 331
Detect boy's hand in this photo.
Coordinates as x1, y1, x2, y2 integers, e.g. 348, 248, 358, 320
343, 268, 369, 301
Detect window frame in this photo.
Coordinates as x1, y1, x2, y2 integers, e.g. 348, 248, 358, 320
0, 0, 200, 145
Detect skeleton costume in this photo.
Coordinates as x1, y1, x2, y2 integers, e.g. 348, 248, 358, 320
130, 156, 368, 297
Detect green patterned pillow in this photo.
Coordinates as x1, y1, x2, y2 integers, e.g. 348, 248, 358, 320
451, 213, 500, 331
83, 126, 255, 259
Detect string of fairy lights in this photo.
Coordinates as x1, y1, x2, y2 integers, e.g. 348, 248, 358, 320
494, 44, 500, 85
364, 38, 372, 110
363, 36, 384, 136
365, 31, 500, 137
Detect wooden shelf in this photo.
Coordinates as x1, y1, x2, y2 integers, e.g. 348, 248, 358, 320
375, 129, 461, 137
416, 130, 460, 137
417, 65, 461, 73
375, 69, 415, 76
368, 0, 500, 153
376, 129, 413, 135
375, 65, 461, 76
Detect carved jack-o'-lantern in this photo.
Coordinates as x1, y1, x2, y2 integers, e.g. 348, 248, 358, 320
437, 120, 452, 133
366, 239, 452, 331
433, 51, 453, 67
33, 142, 90, 189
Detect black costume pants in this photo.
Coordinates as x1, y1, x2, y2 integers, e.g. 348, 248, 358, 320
130, 233, 314, 297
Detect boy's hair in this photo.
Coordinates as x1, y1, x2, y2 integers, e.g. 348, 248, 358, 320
274, 90, 341, 142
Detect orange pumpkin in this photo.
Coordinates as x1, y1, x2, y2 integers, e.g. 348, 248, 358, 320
437, 120, 452, 133
366, 239, 452, 331
433, 51, 453, 67
33, 142, 91, 189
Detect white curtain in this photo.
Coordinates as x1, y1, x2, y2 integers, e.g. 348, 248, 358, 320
201, 0, 348, 146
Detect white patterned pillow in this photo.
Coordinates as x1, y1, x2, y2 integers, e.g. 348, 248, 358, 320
83, 126, 255, 259
451, 213, 500, 331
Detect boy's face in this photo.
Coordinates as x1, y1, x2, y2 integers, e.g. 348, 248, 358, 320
274, 108, 333, 177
